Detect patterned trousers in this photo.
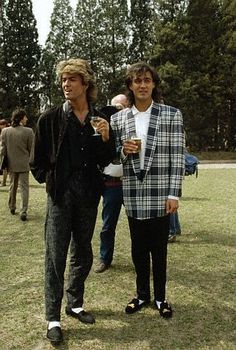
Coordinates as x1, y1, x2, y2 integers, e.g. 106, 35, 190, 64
44, 186, 98, 321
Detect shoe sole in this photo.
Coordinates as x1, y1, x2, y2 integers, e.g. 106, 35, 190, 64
46, 331, 63, 343
47, 337, 62, 344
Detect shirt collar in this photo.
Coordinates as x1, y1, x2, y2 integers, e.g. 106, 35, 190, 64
131, 101, 153, 116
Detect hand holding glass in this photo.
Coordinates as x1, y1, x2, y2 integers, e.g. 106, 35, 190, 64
131, 135, 142, 152
90, 116, 100, 136
124, 135, 142, 154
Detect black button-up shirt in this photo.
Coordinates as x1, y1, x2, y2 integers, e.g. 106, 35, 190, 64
66, 112, 93, 172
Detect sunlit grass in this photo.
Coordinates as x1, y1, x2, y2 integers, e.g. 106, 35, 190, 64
0, 169, 235, 349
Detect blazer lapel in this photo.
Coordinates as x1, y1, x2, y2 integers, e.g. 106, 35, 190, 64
126, 110, 142, 179
143, 103, 161, 173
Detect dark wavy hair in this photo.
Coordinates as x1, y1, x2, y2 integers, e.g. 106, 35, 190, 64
11, 108, 26, 127
125, 62, 162, 106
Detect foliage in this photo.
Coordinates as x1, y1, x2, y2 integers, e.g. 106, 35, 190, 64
0, 0, 236, 149
152, 0, 236, 151
40, 0, 74, 108
95, 0, 129, 105
72, 0, 101, 69
0, 0, 41, 125
218, 0, 236, 150
129, 0, 157, 62
194, 151, 236, 160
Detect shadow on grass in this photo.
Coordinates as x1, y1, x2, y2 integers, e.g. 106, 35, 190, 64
49, 303, 236, 350
109, 263, 134, 274
0, 187, 9, 193
30, 183, 46, 189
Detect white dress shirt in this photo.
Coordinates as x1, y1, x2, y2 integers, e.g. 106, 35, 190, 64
131, 104, 151, 170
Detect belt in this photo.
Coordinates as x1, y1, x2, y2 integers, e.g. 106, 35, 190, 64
103, 174, 122, 182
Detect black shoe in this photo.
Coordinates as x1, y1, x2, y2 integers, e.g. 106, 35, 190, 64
125, 298, 150, 314
46, 326, 63, 344
65, 307, 95, 324
155, 300, 173, 318
20, 213, 27, 221
10, 209, 15, 215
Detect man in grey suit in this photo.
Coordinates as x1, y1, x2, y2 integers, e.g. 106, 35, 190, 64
111, 62, 185, 318
0, 108, 34, 221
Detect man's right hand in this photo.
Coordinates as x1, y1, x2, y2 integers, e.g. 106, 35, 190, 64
123, 139, 139, 155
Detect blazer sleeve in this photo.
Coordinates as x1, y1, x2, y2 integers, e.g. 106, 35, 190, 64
110, 111, 126, 162
0, 129, 7, 157
169, 109, 185, 197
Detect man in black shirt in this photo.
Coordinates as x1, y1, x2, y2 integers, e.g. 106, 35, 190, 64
31, 58, 115, 344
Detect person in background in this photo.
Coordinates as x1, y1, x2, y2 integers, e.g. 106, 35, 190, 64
94, 94, 128, 273
0, 119, 9, 186
111, 62, 185, 318
111, 94, 129, 110
159, 99, 182, 244
168, 211, 181, 243
0, 109, 34, 221
30, 58, 115, 345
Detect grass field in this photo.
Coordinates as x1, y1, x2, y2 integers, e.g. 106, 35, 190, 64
0, 169, 236, 350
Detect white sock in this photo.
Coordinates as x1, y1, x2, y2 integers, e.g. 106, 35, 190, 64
138, 299, 146, 306
155, 300, 163, 308
71, 307, 84, 314
48, 321, 61, 330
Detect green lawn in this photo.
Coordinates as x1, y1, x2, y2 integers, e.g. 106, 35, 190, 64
0, 169, 235, 350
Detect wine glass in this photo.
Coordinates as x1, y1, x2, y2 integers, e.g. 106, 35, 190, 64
90, 116, 100, 136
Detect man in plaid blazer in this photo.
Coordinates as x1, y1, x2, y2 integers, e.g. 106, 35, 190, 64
110, 62, 185, 318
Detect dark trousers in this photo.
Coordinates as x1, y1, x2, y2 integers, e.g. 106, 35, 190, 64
45, 189, 97, 321
128, 215, 169, 302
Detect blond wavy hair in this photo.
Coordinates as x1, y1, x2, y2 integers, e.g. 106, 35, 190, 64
56, 58, 97, 103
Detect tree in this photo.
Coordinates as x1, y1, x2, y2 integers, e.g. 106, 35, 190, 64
218, 0, 236, 150
129, 0, 156, 62
182, 0, 224, 150
40, 0, 74, 108
72, 0, 102, 104
95, 0, 129, 104
0, 0, 7, 117
154, 0, 188, 23
1, 0, 41, 122
72, 0, 129, 106
46, 0, 74, 60
72, 0, 101, 70
150, 0, 188, 107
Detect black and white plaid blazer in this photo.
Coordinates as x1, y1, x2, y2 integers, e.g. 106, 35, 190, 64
110, 102, 185, 219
